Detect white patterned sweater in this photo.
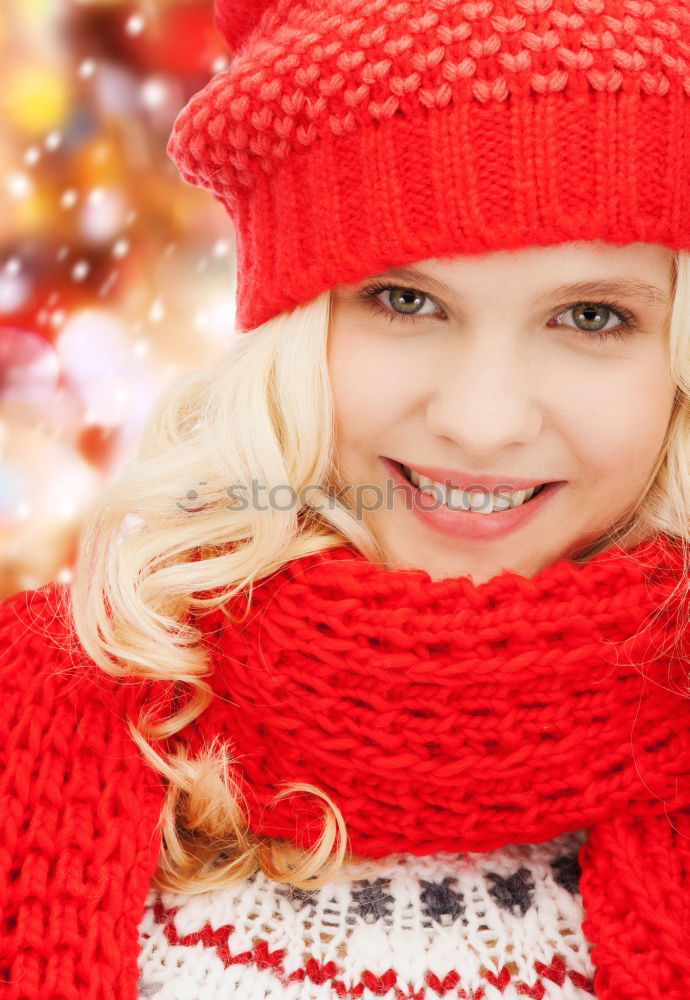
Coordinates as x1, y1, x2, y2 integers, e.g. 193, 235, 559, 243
137, 829, 597, 1000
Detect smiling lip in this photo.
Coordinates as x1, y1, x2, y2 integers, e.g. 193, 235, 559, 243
381, 457, 566, 542
390, 460, 561, 493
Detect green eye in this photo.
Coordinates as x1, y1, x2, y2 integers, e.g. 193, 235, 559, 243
554, 300, 639, 342
571, 303, 614, 333
388, 287, 428, 314
360, 282, 443, 323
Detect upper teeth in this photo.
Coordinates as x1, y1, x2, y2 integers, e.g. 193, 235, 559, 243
402, 466, 541, 513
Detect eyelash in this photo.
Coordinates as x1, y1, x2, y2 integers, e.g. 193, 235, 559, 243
359, 282, 640, 342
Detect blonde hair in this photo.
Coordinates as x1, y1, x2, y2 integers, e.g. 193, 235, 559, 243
69, 251, 690, 894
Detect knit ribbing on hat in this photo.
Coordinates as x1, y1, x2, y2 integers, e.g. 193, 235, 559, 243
168, 0, 690, 330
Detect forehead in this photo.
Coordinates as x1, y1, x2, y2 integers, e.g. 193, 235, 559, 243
365, 242, 674, 304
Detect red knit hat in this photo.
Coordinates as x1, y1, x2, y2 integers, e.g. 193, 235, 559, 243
167, 0, 690, 332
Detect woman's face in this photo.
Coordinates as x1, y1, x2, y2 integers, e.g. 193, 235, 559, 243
328, 241, 676, 583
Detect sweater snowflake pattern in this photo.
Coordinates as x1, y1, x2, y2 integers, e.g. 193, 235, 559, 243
137, 832, 595, 1000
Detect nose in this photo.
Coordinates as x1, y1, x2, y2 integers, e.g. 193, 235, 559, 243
425, 332, 543, 453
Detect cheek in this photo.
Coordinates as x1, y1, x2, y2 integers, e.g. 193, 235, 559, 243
328, 331, 422, 440
569, 365, 675, 479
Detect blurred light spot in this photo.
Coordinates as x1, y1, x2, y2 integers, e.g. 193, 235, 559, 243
199, 299, 237, 342
71, 260, 90, 281
61, 188, 78, 209
94, 62, 139, 116
56, 309, 126, 379
141, 77, 168, 110
7, 173, 32, 199
56, 498, 79, 521
80, 186, 127, 242
0, 271, 30, 313
112, 238, 130, 259
126, 13, 145, 35
148, 299, 165, 323
42, 453, 101, 522
57, 309, 134, 427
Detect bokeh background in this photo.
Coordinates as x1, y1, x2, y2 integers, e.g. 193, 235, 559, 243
1, 0, 238, 598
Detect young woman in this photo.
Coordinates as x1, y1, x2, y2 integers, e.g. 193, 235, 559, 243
2, 1, 689, 999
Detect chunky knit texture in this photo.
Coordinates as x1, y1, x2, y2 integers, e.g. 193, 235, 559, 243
191, 533, 690, 855
138, 830, 595, 999
167, 0, 690, 329
1, 533, 689, 999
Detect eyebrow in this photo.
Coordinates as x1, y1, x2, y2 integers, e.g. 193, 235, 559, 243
366, 266, 670, 307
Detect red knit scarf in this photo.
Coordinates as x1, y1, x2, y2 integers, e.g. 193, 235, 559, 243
191, 533, 690, 1000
